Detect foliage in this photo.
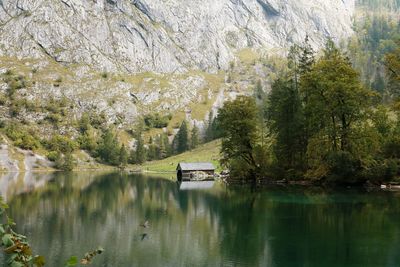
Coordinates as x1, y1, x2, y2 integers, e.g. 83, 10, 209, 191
3, 123, 41, 150
0, 195, 104, 266
119, 145, 128, 168
219, 39, 400, 184
45, 135, 77, 153
190, 124, 200, 149
205, 112, 221, 142
175, 121, 189, 154
265, 38, 315, 177
348, 14, 399, 97
2, 72, 27, 100
97, 129, 120, 166
147, 137, 157, 161
325, 151, 362, 184
77, 129, 98, 154
385, 39, 400, 98
79, 247, 104, 265
301, 40, 372, 154
218, 96, 263, 182
266, 77, 306, 172
143, 113, 171, 129
55, 151, 76, 171
356, 0, 400, 10
0, 196, 45, 267
130, 130, 146, 165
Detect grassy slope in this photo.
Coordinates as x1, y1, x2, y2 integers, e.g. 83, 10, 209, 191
137, 139, 222, 173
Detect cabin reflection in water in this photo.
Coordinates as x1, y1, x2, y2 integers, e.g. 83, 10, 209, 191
178, 180, 215, 190
176, 162, 215, 182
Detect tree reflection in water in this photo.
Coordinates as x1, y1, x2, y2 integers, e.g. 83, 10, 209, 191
0, 172, 399, 267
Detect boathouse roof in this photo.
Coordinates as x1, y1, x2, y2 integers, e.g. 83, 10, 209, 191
176, 162, 215, 171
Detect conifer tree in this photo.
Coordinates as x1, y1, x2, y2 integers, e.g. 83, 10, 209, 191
97, 129, 120, 165
205, 111, 214, 142
147, 136, 157, 161
133, 131, 146, 164
119, 144, 128, 168
176, 121, 189, 153
190, 124, 200, 149
299, 35, 315, 75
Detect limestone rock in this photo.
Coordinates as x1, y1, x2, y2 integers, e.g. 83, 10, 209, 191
0, 0, 355, 73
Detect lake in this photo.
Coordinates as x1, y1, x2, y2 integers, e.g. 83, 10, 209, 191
1, 172, 399, 267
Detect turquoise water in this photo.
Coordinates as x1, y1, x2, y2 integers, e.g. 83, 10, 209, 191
1, 172, 399, 266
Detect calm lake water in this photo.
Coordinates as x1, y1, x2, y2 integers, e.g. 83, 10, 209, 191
1, 172, 399, 267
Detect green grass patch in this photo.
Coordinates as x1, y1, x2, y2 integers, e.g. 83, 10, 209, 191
139, 139, 222, 173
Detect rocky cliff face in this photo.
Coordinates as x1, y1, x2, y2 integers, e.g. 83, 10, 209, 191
0, 0, 355, 73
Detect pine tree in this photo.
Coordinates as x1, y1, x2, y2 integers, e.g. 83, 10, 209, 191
176, 121, 189, 153
154, 134, 167, 159
62, 152, 76, 171
372, 70, 385, 94
190, 124, 200, 149
253, 80, 265, 102
205, 111, 213, 142
133, 131, 146, 164
299, 35, 315, 75
385, 40, 400, 98
97, 129, 120, 165
119, 144, 128, 168
147, 136, 157, 161
162, 133, 172, 157
267, 77, 306, 170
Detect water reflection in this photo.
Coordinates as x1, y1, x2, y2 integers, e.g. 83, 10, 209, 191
179, 181, 215, 190
0, 172, 399, 267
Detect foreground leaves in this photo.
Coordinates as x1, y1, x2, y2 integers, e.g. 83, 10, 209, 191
0, 196, 103, 266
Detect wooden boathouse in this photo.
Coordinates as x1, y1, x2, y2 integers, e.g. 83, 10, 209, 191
176, 162, 215, 182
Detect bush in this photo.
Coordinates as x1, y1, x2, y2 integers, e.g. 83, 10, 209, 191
77, 131, 98, 153
44, 99, 61, 114
143, 113, 171, 128
45, 113, 62, 124
56, 152, 76, 171
14, 134, 40, 150
45, 135, 77, 153
52, 151, 76, 171
383, 136, 400, 158
4, 123, 41, 150
326, 151, 362, 184
4, 74, 26, 98
96, 129, 120, 165
228, 158, 253, 184
362, 159, 399, 184
47, 151, 59, 162
0, 94, 7, 105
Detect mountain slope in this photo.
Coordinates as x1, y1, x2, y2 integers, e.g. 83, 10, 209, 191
0, 0, 355, 73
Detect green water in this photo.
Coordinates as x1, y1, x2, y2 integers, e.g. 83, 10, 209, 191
1, 172, 400, 267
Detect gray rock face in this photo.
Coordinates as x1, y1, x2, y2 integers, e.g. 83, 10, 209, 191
0, 0, 355, 73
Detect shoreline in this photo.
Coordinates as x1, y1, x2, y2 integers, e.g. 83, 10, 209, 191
1, 167, 399, 191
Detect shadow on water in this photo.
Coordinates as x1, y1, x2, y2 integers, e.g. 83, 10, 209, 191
0, 172, 399, 267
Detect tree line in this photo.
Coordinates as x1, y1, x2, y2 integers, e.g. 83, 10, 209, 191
129, 114, 221, 165
218, 38, 400, 185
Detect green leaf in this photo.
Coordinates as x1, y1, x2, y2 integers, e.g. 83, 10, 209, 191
10, 261, 24, 267
65, 256, 78, 267
0, 225, 5, 235
7, 253, 19, 265
2, 234, 14, 247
